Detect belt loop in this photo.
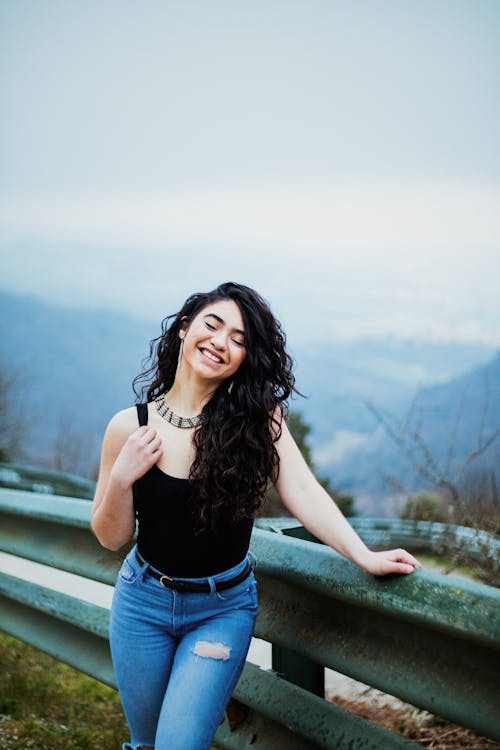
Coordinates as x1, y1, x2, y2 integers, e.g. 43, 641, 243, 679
134, 546, 149, 582
208, 575, 217, 593
247, 551, 257, 571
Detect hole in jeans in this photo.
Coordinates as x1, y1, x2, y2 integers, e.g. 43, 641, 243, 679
192, 640, 231, 660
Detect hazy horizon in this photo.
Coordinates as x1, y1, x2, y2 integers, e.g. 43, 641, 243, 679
1, 1, 499, 345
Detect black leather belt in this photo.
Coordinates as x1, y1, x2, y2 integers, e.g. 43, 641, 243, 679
136, 550, 252, 593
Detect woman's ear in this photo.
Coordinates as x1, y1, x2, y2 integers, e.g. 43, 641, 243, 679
179, 316, 188, 339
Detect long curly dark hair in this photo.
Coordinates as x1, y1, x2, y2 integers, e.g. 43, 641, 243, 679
133, 282, 298, 532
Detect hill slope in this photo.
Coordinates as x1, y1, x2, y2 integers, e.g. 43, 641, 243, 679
316, 352, 500, 512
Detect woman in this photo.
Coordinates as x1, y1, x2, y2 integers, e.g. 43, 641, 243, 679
91, 281, 420, 750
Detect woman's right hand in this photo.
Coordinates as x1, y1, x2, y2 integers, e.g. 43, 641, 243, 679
91, 411, 162, 550
110, 426, 163, 488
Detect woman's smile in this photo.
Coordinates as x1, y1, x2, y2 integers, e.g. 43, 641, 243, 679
199, 346, 225, 364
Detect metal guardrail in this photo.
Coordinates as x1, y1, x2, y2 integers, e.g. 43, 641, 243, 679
257, 516, 500, 573
0, 462, 95, 499
1, 488, 499, 748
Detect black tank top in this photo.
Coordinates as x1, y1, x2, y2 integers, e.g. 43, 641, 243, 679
133, 403, 254, 576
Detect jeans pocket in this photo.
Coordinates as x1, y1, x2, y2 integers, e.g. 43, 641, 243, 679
118, 551, 143, 584
215, 573, 256, 601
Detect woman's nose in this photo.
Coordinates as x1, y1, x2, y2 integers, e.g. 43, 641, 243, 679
211, 330, 227, 349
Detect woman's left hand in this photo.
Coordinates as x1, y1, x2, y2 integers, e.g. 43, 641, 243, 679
358, 548, 422, 576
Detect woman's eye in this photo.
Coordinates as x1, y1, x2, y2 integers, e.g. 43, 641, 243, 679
232, 339, 245, 347
205, 321, 216, 330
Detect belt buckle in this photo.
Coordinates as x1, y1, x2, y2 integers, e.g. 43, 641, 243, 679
160, 574, 174, 588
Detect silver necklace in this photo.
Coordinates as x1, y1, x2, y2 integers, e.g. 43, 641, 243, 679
154, 393, 202, 429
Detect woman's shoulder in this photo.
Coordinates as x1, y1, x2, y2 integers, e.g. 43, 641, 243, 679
104, 406, 141, 439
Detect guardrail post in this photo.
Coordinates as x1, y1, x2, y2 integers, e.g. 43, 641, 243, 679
272, 644, 325, 696
271, 525, 325, 696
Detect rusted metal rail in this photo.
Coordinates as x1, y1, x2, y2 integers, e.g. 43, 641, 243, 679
1, 487, 499, 747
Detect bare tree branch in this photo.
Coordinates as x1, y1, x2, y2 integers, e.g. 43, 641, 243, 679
445, 386, 466, 475
456, 428, 500, 481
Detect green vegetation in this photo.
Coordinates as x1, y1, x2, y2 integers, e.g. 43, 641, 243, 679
400, 487, 500, 586
417, 554, 478, 580
400, 490, 449, 523
0, 632, 127, 750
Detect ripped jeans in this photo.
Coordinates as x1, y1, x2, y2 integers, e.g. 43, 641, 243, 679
109, 546, 258, 750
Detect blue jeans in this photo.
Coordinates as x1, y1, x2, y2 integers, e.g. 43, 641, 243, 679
109, 546, 258, 750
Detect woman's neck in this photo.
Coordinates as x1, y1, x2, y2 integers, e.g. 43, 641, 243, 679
165, 373, 218, 416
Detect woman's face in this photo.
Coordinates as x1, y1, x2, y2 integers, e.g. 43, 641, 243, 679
180, 299, 246, 383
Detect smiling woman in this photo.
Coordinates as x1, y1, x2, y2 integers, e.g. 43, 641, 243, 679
180, 300, 247, 384
89, 281, 420, 750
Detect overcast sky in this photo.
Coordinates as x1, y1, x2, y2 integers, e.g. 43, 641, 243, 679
1, 0, 499, 345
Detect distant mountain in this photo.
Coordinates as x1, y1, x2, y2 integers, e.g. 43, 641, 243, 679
1, 290, 497, 513
291, 336, 497, 444
314, 351, 500, 513
0, 290, 156, 473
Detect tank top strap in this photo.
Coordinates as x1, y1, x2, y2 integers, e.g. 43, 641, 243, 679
136, 403, 149, 426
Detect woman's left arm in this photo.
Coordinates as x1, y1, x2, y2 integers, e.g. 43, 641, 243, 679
273, 419, 421, 576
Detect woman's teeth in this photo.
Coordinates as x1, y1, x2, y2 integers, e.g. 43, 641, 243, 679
202, 349, 222, 363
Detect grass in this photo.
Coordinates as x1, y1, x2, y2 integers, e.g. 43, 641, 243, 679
0, 632, 128, 749
417, 553, 488, 582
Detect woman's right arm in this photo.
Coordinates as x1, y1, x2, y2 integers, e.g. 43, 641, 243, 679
91, 409, 163, 551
